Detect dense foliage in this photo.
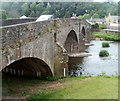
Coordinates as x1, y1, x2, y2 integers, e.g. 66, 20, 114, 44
92, 32, 120, 41
1, 2, 118, 19
92, 23, 99, 29
99, 50, 109, 57
102, 42, 110, 47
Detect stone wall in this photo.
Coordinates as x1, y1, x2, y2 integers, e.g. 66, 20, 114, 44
0, 18, 37, 27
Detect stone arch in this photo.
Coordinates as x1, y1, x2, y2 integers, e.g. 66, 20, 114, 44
64, 30, 78, 53
2, 57, 53, 77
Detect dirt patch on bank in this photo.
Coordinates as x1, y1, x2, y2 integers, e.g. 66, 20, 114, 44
2, 77, 92, 100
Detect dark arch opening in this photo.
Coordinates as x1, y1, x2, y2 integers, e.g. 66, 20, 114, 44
64, 30, 78, 53
82, 27, 85, 39
2, 57, 53, 78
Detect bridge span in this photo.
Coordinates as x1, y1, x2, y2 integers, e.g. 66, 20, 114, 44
0, 18, 92, 77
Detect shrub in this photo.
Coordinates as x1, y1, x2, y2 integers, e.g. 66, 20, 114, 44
38, 32, 44, 36
92, 23, 99, 29
102, 42, 110, 47
47, 27, 52, 32
99, 50, 109, 57
99, 24, 106, 29
46, 75, 59, 81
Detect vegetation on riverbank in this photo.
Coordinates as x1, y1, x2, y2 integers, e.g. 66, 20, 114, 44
27, 76, 118, 100
3, 74, 118, 100
92, 32, 120, 41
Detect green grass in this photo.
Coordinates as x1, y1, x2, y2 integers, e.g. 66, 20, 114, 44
92, 32, 120, 41
28, 76, 118, 100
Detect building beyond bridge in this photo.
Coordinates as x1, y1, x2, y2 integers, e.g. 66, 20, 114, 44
0, 18, 92, 77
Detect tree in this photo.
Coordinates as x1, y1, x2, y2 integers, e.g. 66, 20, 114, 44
21, 3, 30, 16
36, 2, 44, 17
92, 13, 100, 18
78, 15, 83, 19
30, 11, 36, 17
0, 10, 7, 19
92, 23, 99, 29
82, 14, 91, 20
1, 2, 118, 19
64, 11, 71, 18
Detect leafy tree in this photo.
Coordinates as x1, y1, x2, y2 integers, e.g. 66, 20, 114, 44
78, 15, 83, 19
30, 2, 36, 11
1, 2, 118, 19
92, 13, 99, 18
0, 10, 7, 19
82, 14, 91, 20
92, 23, 99, 29
30, 11, 36, 17
21, 3, 30, 16
36, 2, 44, 17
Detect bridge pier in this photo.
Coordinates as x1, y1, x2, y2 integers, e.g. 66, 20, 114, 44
54, 42, 69, 77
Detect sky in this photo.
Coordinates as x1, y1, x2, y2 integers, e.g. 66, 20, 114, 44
94, 0, 119, 2
1, 0, 119, 2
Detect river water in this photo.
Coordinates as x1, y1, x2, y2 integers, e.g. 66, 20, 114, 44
69, 40, 119, 76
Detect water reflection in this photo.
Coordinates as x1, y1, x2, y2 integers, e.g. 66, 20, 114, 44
68, 40, 119, 76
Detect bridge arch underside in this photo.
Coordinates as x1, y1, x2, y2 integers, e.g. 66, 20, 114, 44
64, 30, 78, 53
2, 57, 53, 78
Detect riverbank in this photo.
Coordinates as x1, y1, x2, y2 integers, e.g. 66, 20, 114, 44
92, 32, 120, 41
28, 76, 118, 100
2, 75, 118, 100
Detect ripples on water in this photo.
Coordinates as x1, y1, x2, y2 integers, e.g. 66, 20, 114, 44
69, 40, 119, 76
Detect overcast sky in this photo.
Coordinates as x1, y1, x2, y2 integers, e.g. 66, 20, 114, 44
1, 0, 119, 2
94, 0, 119, 2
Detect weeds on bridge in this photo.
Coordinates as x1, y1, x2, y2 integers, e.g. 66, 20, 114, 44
0, 45, 7, 51
38, 31, 44, 36
47, 27, 52, 32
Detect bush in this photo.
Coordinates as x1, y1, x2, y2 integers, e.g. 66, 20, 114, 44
99, 50, 109, 57
99, 24, 106, 29
102, 42, 110, 47
92, 23, 99, 29
46, 75, 59, 81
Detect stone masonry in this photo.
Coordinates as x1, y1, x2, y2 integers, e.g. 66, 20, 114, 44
0, 18, 92, 77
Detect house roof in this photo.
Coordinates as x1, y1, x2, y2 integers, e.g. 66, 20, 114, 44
111, 16, 120, 20
36, 15, 53, 22
89, 18, 105, 22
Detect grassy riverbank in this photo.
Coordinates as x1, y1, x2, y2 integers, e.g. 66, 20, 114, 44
28, 76, 118, 100
92, 32, 120, 41
2, 75, 118, 100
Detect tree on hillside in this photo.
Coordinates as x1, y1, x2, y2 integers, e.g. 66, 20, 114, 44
21, 3, 30, 16
92, 13, 99, 18
36, 2, 44, 17
78, 15, 83, 19
0, 10, 7, 19
82, 14, 91, 20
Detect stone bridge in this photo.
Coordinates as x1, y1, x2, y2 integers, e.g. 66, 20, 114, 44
0, 18, 92, 77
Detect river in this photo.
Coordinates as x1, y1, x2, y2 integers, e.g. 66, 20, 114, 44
69, 40, 119, 76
